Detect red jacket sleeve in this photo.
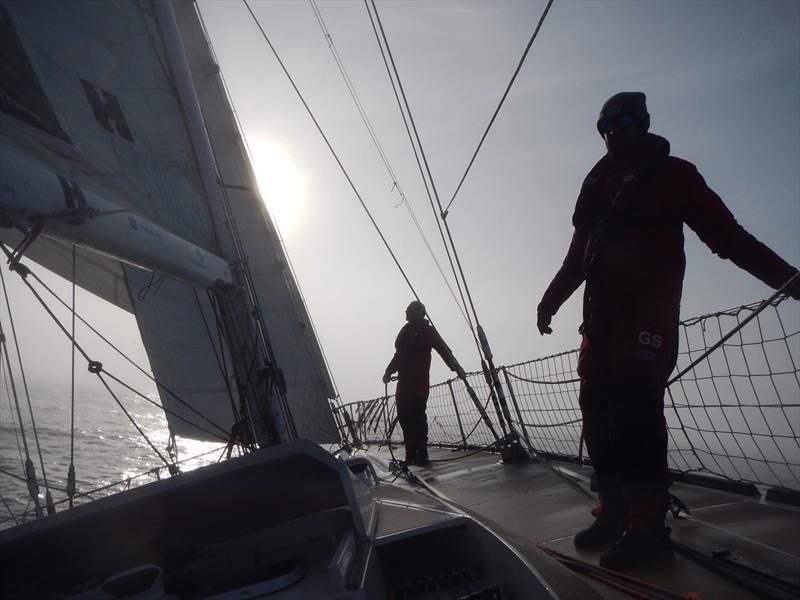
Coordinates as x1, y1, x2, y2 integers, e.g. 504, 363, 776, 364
538, 228, 588, 316
428, 326, 457, 371
385, 351, 399, 376
385, 326, 402, 375
677, 163, 798, 292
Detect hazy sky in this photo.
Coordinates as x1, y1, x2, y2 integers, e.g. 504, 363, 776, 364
9, 0, 800, 408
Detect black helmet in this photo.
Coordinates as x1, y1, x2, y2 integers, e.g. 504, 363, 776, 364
597, 92, 650, 134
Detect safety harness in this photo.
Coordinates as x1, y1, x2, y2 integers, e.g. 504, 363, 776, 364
577, 136, 680, 338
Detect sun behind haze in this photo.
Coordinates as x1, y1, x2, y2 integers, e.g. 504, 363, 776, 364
248, 137, 308, 238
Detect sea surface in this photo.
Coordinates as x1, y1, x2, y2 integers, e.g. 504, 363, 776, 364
0, 385, 222, 529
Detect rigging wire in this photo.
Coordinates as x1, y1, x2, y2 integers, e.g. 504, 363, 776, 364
94, 373, 175, 470
24, 267, 231, 439
310, 0, 395, 186
242, 0, 421, 302
197, 289, 240, 425
363, 0, 480, 351
0, 267, 48, 517
308, 0, 471, 328
68, 246, 76, 507
0, 266, 52, 500
365, 0, 485, 361
0, 361, 24, 467
443, 0, 555, 216
12, 269, 178, 467
0, 443, 229, 524
4, 258, 229, 452
366, 1, 547, 447
0, 490, 18, 526
99, 370, 227, 443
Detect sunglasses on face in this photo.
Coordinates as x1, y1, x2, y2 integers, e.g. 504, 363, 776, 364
597, 114, 637, 135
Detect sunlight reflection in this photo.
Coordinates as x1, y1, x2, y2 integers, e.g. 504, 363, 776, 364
248, 137, 307, 237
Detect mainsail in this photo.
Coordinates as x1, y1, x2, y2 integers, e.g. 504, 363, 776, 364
0, 0, 337, 442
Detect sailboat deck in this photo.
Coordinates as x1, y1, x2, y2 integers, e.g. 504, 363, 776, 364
361, 445, 800, 599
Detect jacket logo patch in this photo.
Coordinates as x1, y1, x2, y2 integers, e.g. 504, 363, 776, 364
638, 331, 662, 349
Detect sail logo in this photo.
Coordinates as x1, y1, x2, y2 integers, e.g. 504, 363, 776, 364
79, 78, 133, 142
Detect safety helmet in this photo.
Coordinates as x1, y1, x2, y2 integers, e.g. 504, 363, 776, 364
597, 92, 650, 135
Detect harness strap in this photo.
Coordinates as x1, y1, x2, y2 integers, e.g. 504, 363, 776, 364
580, 154, 671, 352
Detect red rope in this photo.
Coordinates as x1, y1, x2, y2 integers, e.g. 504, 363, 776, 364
534, 541, 704, 600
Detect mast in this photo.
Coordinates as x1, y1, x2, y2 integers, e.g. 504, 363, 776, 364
154, 0, 294, 447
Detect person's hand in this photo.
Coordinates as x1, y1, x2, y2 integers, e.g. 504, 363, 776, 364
537, 310, 553, 335
382, 372, 392, 384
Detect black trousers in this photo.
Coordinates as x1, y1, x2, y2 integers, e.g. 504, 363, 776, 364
579, 375, 670, 498
396, 386, 429, 460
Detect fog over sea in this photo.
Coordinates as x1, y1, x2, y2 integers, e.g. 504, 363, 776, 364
0, 386, 222, 529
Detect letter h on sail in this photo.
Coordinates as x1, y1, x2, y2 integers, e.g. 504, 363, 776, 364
79, 78, 134, 142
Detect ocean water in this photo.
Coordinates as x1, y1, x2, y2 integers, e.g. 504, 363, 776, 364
0, 385, 222, 529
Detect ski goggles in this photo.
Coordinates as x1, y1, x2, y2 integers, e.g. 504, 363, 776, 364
597, 114, 638, 135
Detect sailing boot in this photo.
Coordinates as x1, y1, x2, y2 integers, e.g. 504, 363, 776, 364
599, 494, 672, 570
573, 494, 627, 550
402, 438, 415, 466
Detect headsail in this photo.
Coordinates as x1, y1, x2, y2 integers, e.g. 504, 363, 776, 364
125, 268, 237, 442
0, 0, 337, 443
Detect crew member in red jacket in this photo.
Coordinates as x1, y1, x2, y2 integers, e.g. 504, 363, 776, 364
537, 92, 800, 570
383, 301, 460, 466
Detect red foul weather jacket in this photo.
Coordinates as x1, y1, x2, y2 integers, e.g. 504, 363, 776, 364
539, 134, 797, 384
386, 319, 456, 400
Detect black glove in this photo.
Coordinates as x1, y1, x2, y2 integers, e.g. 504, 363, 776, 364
537, 310, 553, 335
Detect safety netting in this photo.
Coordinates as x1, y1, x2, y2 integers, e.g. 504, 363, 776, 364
336, 295, 800, 491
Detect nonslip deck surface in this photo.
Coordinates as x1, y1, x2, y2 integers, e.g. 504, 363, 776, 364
362, 445, 800, 599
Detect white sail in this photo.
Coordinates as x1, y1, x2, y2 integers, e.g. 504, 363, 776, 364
125, 267, 238, 442
0, 0, 336, 442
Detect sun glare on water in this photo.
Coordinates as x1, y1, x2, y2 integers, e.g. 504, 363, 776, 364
248, 138, 307, 237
